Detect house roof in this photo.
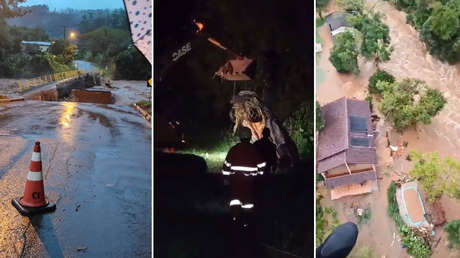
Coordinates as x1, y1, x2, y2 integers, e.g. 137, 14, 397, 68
21, 41, 52, 46
324, 170, 377, 188
318, 97, 377, 173
317, 151, 346, 173
317, 97, 349, 161
326, 12, 351, 32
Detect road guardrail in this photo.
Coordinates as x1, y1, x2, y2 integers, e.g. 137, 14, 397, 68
16, 70, 84, 93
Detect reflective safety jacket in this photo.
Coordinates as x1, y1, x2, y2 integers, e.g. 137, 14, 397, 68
222, 142, 266, 176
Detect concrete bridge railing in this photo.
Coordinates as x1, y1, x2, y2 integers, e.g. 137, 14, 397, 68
16, 70, 84, 93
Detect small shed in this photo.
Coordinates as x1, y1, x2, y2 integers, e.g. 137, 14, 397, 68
21, 41, 52, 53
325, 12, 352, 41
215, 56, 255, 81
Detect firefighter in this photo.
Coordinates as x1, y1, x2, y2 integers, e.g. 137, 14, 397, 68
222, 127, 266, 228
253, 127, 277, 173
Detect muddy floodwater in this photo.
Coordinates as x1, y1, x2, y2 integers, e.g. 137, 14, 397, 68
317, 0, 460, 257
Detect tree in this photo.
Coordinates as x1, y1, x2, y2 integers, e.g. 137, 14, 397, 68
316, 0, 330, 19
49, 39, 77, 64
0, 0, 27, 19
410, 151, 460, 202
316, 101, 325, 131
429, 1, 459, 41
329, 31, 360, 74
348, 12, 392, 67
78, 27, 130, 65
379, 79, 446, 131
409, 151, 444, 201
368, 69, 394, 94
115, 47, 151, 80
336, 0, 364, 14
389, 0, 460, 63
444, 220, 460, 249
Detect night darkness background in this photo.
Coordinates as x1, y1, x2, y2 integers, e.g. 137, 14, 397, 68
155, 0, 314, 257
154, 0, 312, 128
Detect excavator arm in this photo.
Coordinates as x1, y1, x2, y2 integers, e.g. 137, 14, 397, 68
155, 21, 237, 84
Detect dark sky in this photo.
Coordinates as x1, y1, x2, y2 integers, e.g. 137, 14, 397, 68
20, 0, 125, 10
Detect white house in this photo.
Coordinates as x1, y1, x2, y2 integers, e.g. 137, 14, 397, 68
21, 41, 52, 52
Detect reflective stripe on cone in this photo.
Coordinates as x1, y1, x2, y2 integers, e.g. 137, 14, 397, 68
27, 171, 43, 181
31, 152, 41, 162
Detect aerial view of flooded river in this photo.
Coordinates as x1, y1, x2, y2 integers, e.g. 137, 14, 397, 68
317, 1, 460, 257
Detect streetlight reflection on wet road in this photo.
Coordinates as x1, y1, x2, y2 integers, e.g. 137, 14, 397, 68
59, 102, 77, 144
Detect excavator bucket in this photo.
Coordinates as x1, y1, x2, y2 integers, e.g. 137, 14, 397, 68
215, 56, 255, 81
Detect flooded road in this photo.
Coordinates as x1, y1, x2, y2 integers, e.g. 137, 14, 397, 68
0, 101, 151, 257
93, 80, 151, 106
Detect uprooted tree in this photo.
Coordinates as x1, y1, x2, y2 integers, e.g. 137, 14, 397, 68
230, 91, 299, 168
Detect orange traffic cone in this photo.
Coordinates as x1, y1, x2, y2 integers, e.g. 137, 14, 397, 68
12, 141, 56, 216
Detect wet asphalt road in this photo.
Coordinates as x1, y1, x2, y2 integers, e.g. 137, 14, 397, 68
0, 101, 151, 257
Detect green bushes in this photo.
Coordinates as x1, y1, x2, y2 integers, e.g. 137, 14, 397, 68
368, 69, 395, 94
316, 101, 325, 132
115, 47, 152, 80
78, 27, 151, 80
444, 220, 460, 249
410, 151, 460, 202
44, 54, 72, 73
329, 10, 392, 73
344, 10, 392, 66
368, 71, 446, 132
284, 101, 314, 158
316, 198, 339, 246
387, 182, 432, 258
0, 20, 73, 78
316, 0, 330, 19
329, 31, 360, 74
336, 0, 364, 13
